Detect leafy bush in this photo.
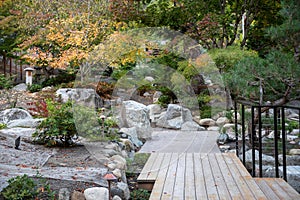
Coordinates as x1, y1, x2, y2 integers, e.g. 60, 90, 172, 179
33, 99, 77, 146
287, 120, 299, 133
0, 74, 13, 89
42, 70, 76, 87
0, 123, 7, 129
1, 174, 55, 200
130, 189, 150, 200
27, 84, 42, 93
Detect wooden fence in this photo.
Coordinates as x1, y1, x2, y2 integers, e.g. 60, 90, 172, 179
0, 56, 27, 83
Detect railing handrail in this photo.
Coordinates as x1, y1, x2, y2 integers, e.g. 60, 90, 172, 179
234, 101, 300, 182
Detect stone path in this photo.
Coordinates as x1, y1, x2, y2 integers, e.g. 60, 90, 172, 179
139, 129, 220, 153
0, 128, 108, 191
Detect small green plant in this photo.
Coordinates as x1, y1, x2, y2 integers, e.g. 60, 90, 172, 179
27, 83, 42, 93
126, 153, 150, 174
130, 189, 151, 200
0, 74, 13, 89
1, 174, 38, 200
0, 123, 7, 129
33, 99, 77, 146
287, 120, 299, 133
1, 174, 55, 200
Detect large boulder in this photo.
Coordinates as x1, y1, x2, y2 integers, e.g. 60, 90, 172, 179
7, 118, 44, 128
147, 104, 163, 123
56, 88, 102, 107
118, 101, 152, 139
156, 104, 193, 129
181, 121, 205, 131
242, 149, 275, 169
84, 187, 109, 200
12, 83, 27, 92
0, 108, 33, 124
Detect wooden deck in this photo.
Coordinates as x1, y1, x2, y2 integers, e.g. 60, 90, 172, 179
137, 153, 300, 199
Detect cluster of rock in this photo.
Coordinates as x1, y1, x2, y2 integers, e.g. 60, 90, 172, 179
117, 101, 206, 135
0, 108, 131, 199
240, 149, 300, 192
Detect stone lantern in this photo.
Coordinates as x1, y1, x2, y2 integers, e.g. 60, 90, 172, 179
24, 67, 34, 86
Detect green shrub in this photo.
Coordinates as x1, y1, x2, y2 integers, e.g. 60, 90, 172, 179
0, 123, 7, 129
33, 99, 77, 146
1, 174, 55, 200
130, 189, 150, 200
42, 70, 76, 87
0, 74, 13, 89
27, 84, 42, 93
287, 120, 299, 133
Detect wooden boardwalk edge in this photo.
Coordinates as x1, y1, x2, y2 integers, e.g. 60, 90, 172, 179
137, 153, 300, 199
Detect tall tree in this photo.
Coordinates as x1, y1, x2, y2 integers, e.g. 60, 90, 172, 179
267, 0, 300, 61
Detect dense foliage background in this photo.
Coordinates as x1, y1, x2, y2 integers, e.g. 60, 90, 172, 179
1, 0, 299, 107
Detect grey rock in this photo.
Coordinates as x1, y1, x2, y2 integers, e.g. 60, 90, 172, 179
109, 155, 126, 170
153, 91, 163, 103
147, 104, 162, 123
59, 188, 70, 200
216, 117, 230, 126
56, 88, 101, 108
279, 154, 300, 165
84, 187, 109, 200
290, 129, 300, 135
181, 121, 205, 131
243, 149, 275, 169
156, 104, 194, 129
7, 118, 44, 128
166, 104, 182, 119
207, 126, 220, 131
118, 100, 152, 139
0, 108, 33, 124
289, 149, 300, 155
144, 76, 155, 82
199, 118, 216, 126
217, 133, 229, 144
12, 83, 27, 91
111, 182, 130, 200
119, 127, 143, 147
112, 196, 122, 200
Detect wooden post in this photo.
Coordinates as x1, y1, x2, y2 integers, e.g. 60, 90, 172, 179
9, 58, 12, 76
20, 62, 22, 80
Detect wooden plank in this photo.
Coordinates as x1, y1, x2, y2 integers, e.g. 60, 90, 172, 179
194, 153, 208, 199
150, 153, 172, 200
215, 153, 243, 200
260, 178, 295, 200
185, 153, 195, 199
226, 154, 268, 200
147, 153, 165, 180
172, 153, 186, 200
222, 153, 257, 200
255, 178, 280, 200
208, 154, 231, 200
202, 153, 219, 200
274, 178, 300, 200
228, 153, 251, 177
138, 153, 159, 181
161, 153, 179, 200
